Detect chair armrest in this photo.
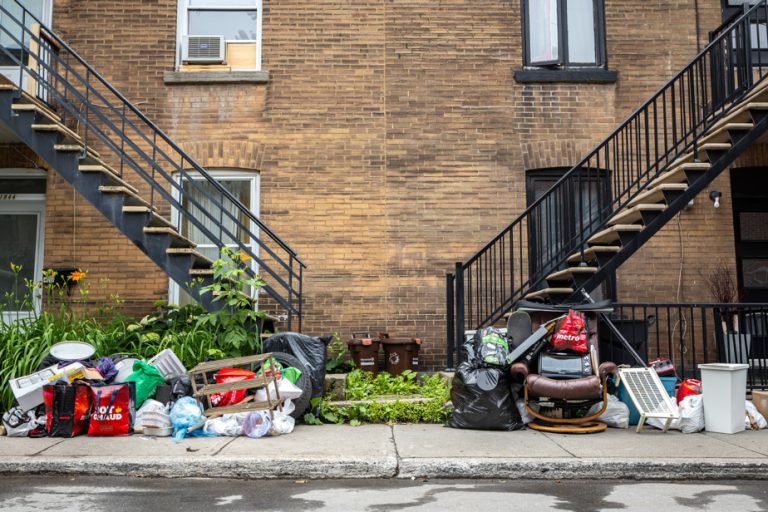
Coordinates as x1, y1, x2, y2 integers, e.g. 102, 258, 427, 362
599, 362, 618, 378
510, 362, 529, 379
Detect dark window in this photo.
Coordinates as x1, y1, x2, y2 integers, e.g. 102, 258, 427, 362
526, 167, 615, 299
731, 167, 768, 302
522, 0, 606, 68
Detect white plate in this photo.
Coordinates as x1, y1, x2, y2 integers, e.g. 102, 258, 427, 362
49, 341, 96, 361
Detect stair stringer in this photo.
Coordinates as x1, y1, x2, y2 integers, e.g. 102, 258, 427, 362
565, 108, 768, 303
0, 90, 220, 309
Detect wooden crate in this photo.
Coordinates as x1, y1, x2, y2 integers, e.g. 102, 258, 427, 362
188, 353, 283, 418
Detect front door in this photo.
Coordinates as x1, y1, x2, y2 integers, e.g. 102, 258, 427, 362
731, 167, 768, 302
0, 171, 46, 322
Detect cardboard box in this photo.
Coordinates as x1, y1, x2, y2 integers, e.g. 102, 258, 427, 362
752, 391, 768, 420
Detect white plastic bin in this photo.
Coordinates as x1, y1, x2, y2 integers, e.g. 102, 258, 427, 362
699, 363, 749, 434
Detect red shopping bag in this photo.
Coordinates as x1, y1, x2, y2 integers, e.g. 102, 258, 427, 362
210, 368, 255, 407
43, 381, 92, 437
88, 384, 134, 436
550, 310, 589, 354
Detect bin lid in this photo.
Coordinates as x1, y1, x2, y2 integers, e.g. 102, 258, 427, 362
347, 338, 380, 347
698, 363, 749, 371
49, 340, 96, 361
381, 337, 421, 345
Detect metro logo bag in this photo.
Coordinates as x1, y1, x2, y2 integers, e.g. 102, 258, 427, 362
550, 310, 589, 354
88, 383, 135, 436
43, 381, 92, 437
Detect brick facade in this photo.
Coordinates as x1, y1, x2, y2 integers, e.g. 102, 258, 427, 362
2, 0, 759, 369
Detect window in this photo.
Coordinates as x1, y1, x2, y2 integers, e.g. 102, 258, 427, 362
169, 171, 259, 306
523, 0, 606, 68
525, 167, 614, 299
176, 0, 262, 70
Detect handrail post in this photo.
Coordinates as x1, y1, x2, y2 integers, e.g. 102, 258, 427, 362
454, 262, 465, 365
446, 272, 455, 371
288, 254, 294, 330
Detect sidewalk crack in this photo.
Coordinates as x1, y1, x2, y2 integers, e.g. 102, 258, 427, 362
390, 424, 401, 478
704, 433, 768, 458
212, 436, 238, 456
541, 432, 578, 458
31, 439, 65, 456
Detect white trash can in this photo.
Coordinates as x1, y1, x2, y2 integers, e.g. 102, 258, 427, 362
699, 363, 749, 434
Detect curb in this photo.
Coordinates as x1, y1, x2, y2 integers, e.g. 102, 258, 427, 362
397, 458, 768, 480
0, 456, 399, 480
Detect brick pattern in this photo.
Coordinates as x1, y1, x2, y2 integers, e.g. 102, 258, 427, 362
13, 0, 745, 369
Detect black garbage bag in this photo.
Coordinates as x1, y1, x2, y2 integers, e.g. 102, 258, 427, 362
263, 332, 331, 399
445, 361, 524, 431
168, 375, 193, 402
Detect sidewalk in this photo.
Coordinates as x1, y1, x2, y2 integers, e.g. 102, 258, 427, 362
2, 424, 768, 481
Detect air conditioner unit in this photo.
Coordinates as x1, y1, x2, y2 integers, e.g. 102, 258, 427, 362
182, 35, 225, 64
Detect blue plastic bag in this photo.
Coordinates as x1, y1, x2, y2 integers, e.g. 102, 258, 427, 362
169, 396, 210, 442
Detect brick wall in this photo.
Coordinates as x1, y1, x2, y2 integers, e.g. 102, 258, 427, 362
27, 0, 751, 369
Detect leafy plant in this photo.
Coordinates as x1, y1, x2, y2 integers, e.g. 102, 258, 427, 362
325, 332, 353, 373
304, 370, 451, 425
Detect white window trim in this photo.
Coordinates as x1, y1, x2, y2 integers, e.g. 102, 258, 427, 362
175, 0, 262, 70
0, 0, 54, 89
0, 168, 46, 323
168, 170, 260, 306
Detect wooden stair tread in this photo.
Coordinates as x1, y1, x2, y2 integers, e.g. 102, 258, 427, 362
700, 122, 754, 144
524, 287, 574, 300
53, 144, 102, 159
628, 183, 687, 207
98, 185, 150, 207
121, 206, 175, 228
648, 162, 709, 188
143, 227, 196, 248
11, 100, 61, 123
588, 224, 643, 245
699, 142, 731, 151
78, 164, 140, 194
166, 247, 214, 265
189, 268, 214, 276
566, 246, 621, 264
31, 122, 82, 144
546, 267, 598, 281
608, 203, 666, 225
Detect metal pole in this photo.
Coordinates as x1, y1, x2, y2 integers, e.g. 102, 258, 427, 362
446, 272, 455, 371
455, 262, 465, 365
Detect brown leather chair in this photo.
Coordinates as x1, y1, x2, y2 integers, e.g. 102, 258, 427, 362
511, 336, 618, 434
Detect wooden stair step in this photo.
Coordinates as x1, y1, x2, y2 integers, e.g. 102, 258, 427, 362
31, 122, 82, 144
608, 204, 666, 226
700, 122, 754, 144
78, 164, 140, 194
648, 162, 709, 188
588, 224, 643, 245
53, 143, 102, 159
524, 287, 574, 301
628, 183, 687, 207
166, 247, 214, 267
11, 99, 61, 123
98, 185, 149, 207
189, 268, 214, 277
545, 267, 598, 282
566, 246, 621, 265
144, 227, 196, 249
122, 206, 175, 228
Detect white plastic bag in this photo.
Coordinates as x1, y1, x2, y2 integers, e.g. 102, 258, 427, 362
254, 378, 303, 403
243, 410, 272, 439
270, 399, 296, 436
679, 395, 705, 434
2, 407, 39, 437
746, 400, 768, 430
136, 399, 171, 428
647, 402, 682, 431
203, 413, 247, 436
515, 398, 536, 425
587, 395, 629, 429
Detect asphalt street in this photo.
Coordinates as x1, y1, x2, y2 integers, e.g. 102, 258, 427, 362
0, 476, 767, 512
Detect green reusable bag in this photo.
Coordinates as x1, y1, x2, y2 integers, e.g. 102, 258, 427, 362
124, 360, 166, 408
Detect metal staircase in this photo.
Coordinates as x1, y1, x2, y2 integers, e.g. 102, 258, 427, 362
0, 2, 304, 329
446, 2, 768, 365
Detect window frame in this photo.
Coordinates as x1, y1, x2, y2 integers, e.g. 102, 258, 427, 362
521, 0, 607, 69
169, 169, 260, 307
175, 0, 263, 70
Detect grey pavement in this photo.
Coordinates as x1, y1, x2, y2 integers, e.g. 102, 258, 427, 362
1, 424, 767, 480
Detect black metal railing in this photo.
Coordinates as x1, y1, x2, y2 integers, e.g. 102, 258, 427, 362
602, 303, 768, 392
446, 2, 768, 366
0, 1, 305, 328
